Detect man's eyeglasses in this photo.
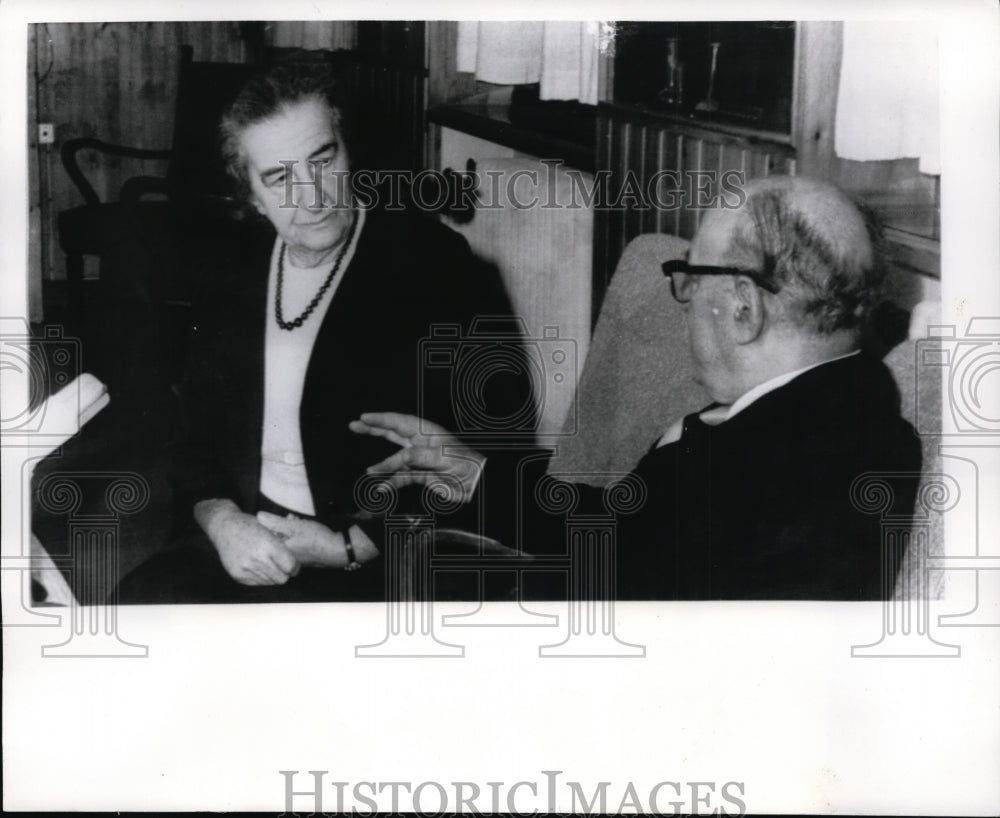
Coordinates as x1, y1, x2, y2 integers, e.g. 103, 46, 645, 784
661, 258, 780, 303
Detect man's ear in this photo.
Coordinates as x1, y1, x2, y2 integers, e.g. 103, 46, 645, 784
730, 276, 765, 344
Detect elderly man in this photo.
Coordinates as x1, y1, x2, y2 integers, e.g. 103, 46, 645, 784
352, 176, 921, 600
119, 59, 530, 602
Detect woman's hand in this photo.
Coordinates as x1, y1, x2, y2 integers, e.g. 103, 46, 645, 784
194, 499, 300, 585
349, 412, 485, 503
256, 512, 379, 568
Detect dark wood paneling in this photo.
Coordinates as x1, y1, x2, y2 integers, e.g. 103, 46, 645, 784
332, 51, 427, 173
356, 21, 424, 66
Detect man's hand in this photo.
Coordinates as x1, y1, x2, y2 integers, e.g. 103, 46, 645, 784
349, 412, 485, 503
194, 498, 300, 585
255, 512, 379, 568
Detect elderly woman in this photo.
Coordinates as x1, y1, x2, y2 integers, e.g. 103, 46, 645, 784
121, 59, 530, 602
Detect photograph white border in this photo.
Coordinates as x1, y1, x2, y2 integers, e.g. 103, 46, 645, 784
3, 0, 999, 814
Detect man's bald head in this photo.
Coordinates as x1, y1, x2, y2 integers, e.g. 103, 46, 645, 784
681, 176, 884, 403
694, 175, 883, 336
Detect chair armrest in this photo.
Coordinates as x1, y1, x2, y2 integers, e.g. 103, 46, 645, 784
60, 137, 171, 205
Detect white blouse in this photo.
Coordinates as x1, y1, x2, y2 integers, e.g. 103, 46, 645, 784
259, 209, 366, 514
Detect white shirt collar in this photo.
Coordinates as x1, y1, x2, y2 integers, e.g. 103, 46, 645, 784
725, 349, 861, 421
656, 349, 860, 447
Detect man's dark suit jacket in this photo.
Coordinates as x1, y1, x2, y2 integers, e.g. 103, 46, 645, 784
171, 207, 531, 530
509, 353, 922, 601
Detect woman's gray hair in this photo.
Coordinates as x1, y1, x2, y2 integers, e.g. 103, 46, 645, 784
219, 59, 355, 212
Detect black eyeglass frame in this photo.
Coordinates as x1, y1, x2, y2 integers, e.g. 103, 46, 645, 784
661, 258, 781, 302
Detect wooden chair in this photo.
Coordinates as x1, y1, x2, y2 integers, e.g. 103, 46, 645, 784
56, 46, 259, 317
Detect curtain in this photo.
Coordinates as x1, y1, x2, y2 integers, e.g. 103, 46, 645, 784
457, 21, 600, 105
834, 21, 940, 175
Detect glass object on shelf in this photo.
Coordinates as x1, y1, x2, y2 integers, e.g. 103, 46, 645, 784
695, 42, 721, 113
655, 37, 684, 107
612, 22, 795, 134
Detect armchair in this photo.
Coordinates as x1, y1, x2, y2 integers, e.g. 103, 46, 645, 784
547, 233, 708, 482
